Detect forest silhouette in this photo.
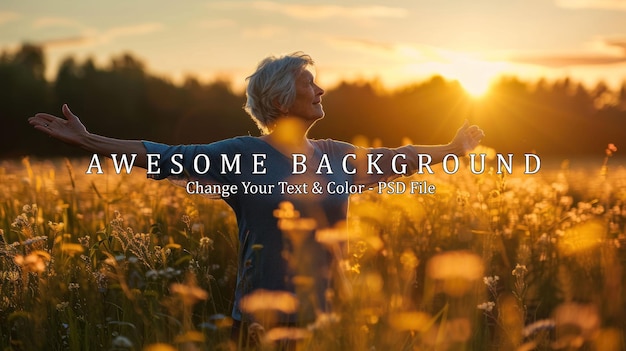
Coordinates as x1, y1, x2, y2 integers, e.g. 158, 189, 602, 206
2, 43, 626, 164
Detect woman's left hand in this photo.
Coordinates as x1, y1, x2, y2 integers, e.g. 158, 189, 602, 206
451, 120, 485, 155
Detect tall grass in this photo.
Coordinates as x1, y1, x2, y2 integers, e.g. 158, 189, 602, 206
0, 153, 624, 350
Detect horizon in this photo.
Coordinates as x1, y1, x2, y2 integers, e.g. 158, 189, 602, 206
5, 42, 623, 99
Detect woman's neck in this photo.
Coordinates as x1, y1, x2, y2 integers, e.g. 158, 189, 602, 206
261, 117, 314, 155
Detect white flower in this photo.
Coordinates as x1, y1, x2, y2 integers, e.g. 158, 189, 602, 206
477, 301, 495, 312
512, 264, 528, 277
483, 276, 499, 288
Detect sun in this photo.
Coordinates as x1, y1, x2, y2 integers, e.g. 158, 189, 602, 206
392, 49, 513, 98
401, 51, 508, 98
458, 74, 492, 98
440, 53, 508, 98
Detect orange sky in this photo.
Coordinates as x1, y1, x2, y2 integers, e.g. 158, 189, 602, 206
1, 0, 625, 95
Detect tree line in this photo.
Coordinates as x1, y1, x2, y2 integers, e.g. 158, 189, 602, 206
2, 43, 626, 162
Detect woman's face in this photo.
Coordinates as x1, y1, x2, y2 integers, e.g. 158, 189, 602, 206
288, 68, 325, 122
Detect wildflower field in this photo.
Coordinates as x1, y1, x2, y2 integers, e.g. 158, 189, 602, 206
1, 153, 625, 351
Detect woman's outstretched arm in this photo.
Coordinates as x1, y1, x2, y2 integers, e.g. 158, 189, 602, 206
28, 104, 149, 169
410, 120, 485, 163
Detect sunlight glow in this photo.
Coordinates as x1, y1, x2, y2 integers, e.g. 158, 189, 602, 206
460, 77, 490, 98
444, 54, 508, 98
458, 74, 492, 98
404, 52, 510, 98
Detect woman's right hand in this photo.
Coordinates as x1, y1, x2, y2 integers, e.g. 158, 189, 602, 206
28, 104, 89, 146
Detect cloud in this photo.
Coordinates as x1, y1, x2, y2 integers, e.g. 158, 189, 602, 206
38, 36, 91, 49
326, 37, 446, 62
0, 11, 20, 25
555, 0, 626, 11
605, 40, 626, 53
509, 37, 626, 67
31, 22, 164, 49
209, 1, 408, 21
510, 54, 626, 67
32, 17, 83, 30
252, 1, 408, 20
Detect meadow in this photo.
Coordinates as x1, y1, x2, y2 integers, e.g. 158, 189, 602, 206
1, 149, 625, 351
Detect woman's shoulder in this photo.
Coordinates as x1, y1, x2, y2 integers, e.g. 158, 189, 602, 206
206, 135, 263, 150
311, 138, 354, 150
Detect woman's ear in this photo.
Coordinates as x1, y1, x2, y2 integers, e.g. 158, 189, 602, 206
272, 98, 288, 115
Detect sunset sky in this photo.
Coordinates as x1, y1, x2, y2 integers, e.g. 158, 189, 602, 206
1, 0, 625, 95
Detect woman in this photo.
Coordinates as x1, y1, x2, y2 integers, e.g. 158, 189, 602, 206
29, 51, 484, 342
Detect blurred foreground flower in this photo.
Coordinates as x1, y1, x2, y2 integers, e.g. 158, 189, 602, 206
606, 143, 617, 156
388, 311, 432, 332
143, 343, 176, 351
61, 242, 84, 257
174, 330, 205, 344
14, 250, 50, 273
552, 303, 600, 349
426, 251, 484, 296
558, 220, 604, 256
170, 281, 208, 306
315, 221, 349, 246
240, 289, 299, 326
273, 201, 300, 219
240, 289, 299, 314
265, 327, 311, 342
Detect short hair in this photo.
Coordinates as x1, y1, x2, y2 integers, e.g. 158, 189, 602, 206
244, 52, 314, 135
